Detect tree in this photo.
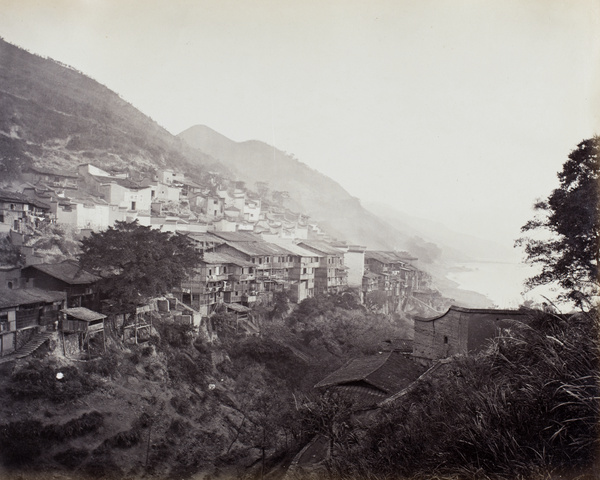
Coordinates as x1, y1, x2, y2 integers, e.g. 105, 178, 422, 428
516, 137, 599, 302
79, 221, 202, 307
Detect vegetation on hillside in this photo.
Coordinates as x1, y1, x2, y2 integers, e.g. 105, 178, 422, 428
0, 37, 221, 179
329, 310, 599, 480
79, 221, 202, 308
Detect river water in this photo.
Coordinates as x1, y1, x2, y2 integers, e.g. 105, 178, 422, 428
446, 261, 545, 308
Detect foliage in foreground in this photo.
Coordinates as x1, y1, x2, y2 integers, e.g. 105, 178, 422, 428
331, 310, 599, 479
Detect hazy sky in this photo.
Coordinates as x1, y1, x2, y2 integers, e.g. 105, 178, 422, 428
1, 0, 599, 252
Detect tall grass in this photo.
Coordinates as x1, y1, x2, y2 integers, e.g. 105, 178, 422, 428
332, 310, 599, 479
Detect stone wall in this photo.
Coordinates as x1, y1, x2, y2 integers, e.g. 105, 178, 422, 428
413, 307, 530, 363
413, 310, 467, 362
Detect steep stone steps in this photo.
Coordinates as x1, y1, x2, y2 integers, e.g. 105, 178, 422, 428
14, 331, 54, 359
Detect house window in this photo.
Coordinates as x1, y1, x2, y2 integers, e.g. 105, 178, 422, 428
131, 201, 136, 210
0, 214, 3, 223
0, 312, 8, 332
443, 336, 448, 344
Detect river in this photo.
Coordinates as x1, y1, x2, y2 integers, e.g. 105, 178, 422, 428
446, 261, 544, 308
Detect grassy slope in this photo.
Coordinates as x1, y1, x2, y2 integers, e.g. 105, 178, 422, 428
0, 37, 221, 179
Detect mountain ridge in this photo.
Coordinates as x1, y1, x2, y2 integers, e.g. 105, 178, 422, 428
179, 124, 412, 250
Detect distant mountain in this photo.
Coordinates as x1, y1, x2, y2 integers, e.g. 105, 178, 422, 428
0, 37, 221, 179
179, 125, 415, 249
363, 201, 520, 263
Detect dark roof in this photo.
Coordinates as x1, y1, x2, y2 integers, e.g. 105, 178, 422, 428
327, 384, 389, 410
0, 190, 50, 210
363, 271, 381, 280
268, 240, 321, 257
181, 179, 204, 189
298, 240, 343, 256
225, 303, 251, 313
95, 176, 148, 190
62, 307, 106, 321
218, 240, 293, 257
315, 351, 424, 394
414, 305, 531, 323
202, 252, 255, 268
365, 251, 418, 264
210, 231, 262, 242
25, 165, 79, 178
0, 288, 66, 309
23, 260, 101, 285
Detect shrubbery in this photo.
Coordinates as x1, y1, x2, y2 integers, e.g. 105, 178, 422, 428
0, 411, 104, 467
331, 310, 600, 479
9, 360, 98, 402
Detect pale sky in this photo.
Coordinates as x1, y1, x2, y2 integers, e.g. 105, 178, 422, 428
1, 0, 599, 252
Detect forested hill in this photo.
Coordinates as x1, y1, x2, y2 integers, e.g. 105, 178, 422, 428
179, 125, 412, 250
0, 37, 222, 180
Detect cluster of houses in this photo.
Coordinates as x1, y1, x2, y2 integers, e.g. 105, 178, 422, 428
0, 161, 454, 359
0, 224, 432, 357
3, 163, 314, 238
0, 259, 106, 357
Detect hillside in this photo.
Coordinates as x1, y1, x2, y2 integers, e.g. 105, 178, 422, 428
179, 125, 412, 250
0, 37, 491, 305
0, 37, 222, 180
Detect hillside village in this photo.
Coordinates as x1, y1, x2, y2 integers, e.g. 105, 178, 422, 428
0, 33, 597, 480
0, 160, 454, 356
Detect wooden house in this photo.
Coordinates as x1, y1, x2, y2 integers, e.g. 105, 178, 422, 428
298, 240, 348, 295
21, 260, 101, 308
59, 307, 106, 355
0, 287, 65, 356
315, 350, 425, 410
0, 190, 50, 234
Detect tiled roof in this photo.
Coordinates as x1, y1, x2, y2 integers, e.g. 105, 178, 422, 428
414, 305, 531, 322
210, 231, 261, 242
24, 260, 100, 285
315, 351, 425, 394
365, 250, 418, 264
0, 190, 50, 210
363, 272, 381, 280
225, 302, 251, 313
297, 240, 341, 256
327, 384, 389, 410
220, 240, 293, 257
62, 307, 106, 322
95, 176, 148, 190
0, 288, 66, 309
202, 252, 255, 268
268, 240, 322, 258
25, 165, 79, 178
